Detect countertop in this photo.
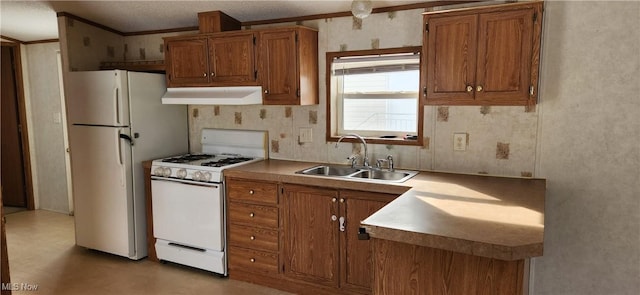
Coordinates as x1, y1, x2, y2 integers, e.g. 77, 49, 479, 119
224, 159, 545, 261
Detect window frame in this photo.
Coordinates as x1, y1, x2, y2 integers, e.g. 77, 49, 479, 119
326, 46, 425, 146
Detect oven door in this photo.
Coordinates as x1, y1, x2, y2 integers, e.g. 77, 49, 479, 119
151, 177, 223, 251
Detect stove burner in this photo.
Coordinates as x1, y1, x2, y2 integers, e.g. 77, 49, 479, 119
201, 157, 254, 167
162, 154, 214, 163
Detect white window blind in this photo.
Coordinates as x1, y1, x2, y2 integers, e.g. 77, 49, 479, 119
332, 52, 420, 135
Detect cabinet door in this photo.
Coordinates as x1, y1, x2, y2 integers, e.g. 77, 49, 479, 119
208, 33, 257, 85
282, 184, 339, 287
475, 8, 534, 103
425, 14, 478, 103
259, 29, 299, 105
165, 37, 209, 86
339, 191, 394, 293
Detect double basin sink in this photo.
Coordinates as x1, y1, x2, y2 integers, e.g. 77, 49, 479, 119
295, 165, 418, 183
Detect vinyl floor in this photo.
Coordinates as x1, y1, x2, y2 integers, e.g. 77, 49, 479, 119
4, 210, 292, 295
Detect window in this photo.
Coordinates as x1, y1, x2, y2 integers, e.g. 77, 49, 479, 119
327, 47, 424, 145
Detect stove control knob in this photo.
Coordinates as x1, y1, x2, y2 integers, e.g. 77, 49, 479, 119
176, 169, 187, 179
162, 167, 172, 177
193, 171, 203, 181
203, 172, 212, 182
153, 167, 164, 176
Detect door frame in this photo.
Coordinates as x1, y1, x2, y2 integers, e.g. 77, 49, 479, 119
1, 41, 35, 210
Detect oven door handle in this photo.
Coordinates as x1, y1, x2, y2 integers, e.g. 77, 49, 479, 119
151, 176, 220, 188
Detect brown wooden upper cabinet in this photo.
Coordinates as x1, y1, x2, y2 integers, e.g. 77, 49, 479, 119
258, 27, 318, 105
164, 26, 318, 105
164, 32, 257, 87
423, 1, 543, 106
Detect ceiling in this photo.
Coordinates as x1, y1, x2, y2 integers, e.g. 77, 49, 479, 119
1, 0, 427, 43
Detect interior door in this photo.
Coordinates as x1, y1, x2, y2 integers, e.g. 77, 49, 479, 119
1, 45, 27, 207
69, 125, 134, 258
1, 190, 11, 295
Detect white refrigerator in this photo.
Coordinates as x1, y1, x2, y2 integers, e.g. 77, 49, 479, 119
65, 70, 188, 260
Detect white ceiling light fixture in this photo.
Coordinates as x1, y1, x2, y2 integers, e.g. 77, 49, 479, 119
351, 0, 373, 19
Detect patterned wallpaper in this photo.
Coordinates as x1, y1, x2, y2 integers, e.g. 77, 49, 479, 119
189, 9, 540, 178
58, 15, 196, 71
59, 9, 540, 178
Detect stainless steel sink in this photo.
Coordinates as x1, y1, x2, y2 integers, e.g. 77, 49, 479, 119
349, 170, 414, 182
297, 165, 360, 176
295, 165, 418, 183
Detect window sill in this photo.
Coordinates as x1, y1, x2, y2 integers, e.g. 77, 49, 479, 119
327, 135, 423, 147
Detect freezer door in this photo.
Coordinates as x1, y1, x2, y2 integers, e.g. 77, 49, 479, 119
65, 70, 130, 126
69, 125, 137, 258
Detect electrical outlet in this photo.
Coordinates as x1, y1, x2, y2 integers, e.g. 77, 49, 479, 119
453, 133, 467, 151
299, 127, 313, 143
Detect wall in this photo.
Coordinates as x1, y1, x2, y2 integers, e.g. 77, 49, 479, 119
58, 15, 197, 71
21, 42, 70, 214
189, 9, 539, 178
533, 1, 639, 294
57, 2, 640, 293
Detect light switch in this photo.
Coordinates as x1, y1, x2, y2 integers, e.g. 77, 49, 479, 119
453, 133, 467, 151
299, 127, 313, 143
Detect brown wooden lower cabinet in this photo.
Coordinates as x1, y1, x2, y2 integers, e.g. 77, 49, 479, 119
227, 179, 397, 295
278, 184, 395, 294
371, 238, 526, 295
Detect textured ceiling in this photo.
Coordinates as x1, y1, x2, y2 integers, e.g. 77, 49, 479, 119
1, 0, 427, 42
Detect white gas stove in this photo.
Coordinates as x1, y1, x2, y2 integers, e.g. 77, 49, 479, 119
151, 129, 267, 183
150, 129, 267, 275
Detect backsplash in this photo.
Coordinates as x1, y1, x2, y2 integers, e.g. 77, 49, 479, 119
59, 9, 540, 178
189, 9, 540, 178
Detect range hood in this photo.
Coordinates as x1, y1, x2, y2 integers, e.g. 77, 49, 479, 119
161, 86, 263, 105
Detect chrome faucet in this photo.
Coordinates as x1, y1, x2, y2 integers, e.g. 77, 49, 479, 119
376, 155, 395, 171
335, 134, 369, 167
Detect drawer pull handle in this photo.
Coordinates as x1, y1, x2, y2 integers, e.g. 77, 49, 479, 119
250, 236, 255, 240
249, 212, 255, 218
250, 258, 255, 263
249, 190, 255, 195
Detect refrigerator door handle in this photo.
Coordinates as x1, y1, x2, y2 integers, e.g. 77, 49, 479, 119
119, 133, 134, 146
115, 87, 121, 124
117, 131, 123, 165
116, 130, 125, 186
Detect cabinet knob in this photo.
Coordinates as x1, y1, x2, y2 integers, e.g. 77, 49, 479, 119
332, 197, 337, 203
339, 198, 345, 203
211, 72, 215, 77
203, 73, 207, 77
264, 89, 269, 94
466, 85, 473, 92
250, 236, 255, 240
249, 190, 255, 195
249, 212, 255, 218
250, 258, 255, 263
476, 85, 483, 92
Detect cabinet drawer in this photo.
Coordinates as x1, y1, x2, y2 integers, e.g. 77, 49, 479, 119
229, 224, 279, 252
228, 202, 278, 228
229, 247, 279, 274
227, 179, 278, 204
